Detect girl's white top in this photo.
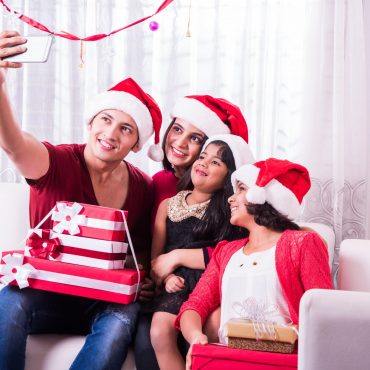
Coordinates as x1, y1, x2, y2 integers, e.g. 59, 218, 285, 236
219, 245, 290, 343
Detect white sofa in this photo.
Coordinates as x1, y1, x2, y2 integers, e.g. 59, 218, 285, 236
298, 239, 370, 370
0, 182, 337, 370
0, 182, 136, 370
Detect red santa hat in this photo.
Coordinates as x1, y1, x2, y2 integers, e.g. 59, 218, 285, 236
202, 134, 255, 169
231, 158, 311, 220
85, 77, 163, 161
171, 95, 249, 143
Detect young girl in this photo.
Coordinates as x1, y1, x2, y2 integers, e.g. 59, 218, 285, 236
149, 135, 254, 370
176, 158, 333, 370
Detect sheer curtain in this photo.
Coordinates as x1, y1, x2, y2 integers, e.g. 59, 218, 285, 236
1, 0, 369, 269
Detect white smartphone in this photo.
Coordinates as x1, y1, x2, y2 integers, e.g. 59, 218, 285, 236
4, 35, 54, 63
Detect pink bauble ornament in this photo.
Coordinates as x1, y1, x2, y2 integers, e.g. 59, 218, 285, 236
149, 21, 159, 31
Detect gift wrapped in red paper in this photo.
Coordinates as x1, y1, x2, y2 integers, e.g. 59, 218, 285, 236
191, 344, 297, 370
25, 229, 128, 269
51, 202, 127, 241
0, 250, 144, 304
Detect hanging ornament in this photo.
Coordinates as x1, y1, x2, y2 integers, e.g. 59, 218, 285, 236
149, 21, 159, 32
186, 0, 192, 37
79, 40, 85, 69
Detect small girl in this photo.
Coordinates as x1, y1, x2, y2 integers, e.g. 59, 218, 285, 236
149, 135, 254, 370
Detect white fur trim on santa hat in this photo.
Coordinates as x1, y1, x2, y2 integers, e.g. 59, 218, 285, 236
231, 164, 259, 192
246, 185, 266, 204
231, 164, 302, 220
203, 134, 255, 170
171, 98, 230, 137
85, 91, 153, 150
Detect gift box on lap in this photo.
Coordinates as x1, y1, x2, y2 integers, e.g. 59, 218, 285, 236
191, 343, 297, 370
51, 202, 127, 241
0, 250, 144, 304
25, 229, 128, 269
225, 319, 298, 354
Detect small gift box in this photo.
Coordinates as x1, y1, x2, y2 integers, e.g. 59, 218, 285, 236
191, 344, 297, 370
225, 319, 298, 354
0, 250, 144, 304
51, 202, 127, 241
24, 229, 128, 269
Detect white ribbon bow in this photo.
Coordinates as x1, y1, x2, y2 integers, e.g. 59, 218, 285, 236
0, 253, 36, 289
232, 297, 284, 340
52, 202, 86, 235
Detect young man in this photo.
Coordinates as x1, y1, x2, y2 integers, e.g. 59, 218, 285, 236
0, 30, 160, 370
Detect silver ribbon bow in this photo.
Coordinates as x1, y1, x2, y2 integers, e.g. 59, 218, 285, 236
0, 253, 36, 289
52, 202, 86, 235
232, 297, 284, 340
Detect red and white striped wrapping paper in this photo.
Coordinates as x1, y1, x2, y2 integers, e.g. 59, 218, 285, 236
24, 229, 128, 269
51, 202, 127, 241
0, 250, 144, 304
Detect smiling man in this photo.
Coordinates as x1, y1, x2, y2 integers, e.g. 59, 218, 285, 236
0, 30, 162, 370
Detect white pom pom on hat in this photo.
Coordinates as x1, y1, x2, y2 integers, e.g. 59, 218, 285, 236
147, 143, 164, 162
231, 158, 311, 220
84, 77, 164, 161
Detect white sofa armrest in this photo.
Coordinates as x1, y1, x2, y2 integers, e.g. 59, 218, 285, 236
0, 182, 29, 251
338, 239, 370, 291
298, 288, 370, 370
26, 335, 136, 370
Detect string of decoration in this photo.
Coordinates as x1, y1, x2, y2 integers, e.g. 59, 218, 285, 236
0, 0, 173, 41
186, 0, 192, 37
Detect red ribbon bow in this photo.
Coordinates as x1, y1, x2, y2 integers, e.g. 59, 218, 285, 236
27, 230, 61, 260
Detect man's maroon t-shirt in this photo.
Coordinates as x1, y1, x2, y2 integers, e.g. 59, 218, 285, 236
27, 142, 153, 268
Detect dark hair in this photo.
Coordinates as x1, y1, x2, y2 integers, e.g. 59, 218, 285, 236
162, 118, 177, 171
192, 140, 248, 244
246, 202, 300, 232
177, 166, 193, 192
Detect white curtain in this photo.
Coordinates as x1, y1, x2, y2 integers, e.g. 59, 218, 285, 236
1, 0, 369, 271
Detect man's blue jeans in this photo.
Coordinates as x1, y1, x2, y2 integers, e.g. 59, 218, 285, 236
0, 285, 140, 370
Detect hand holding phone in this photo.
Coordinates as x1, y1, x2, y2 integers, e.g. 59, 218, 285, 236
3, 35, 54, 63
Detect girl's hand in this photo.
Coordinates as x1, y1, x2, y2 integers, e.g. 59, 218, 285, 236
151, 250, 179, 285
0, 31, 27, 80
164, 274, 185, 293
186, 333, 208, 370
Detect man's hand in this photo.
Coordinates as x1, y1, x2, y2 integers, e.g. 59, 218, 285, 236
151, 250, 178, 285
138, 277, 155, 302
164, 274, 185, 293
0, 31, 27, 78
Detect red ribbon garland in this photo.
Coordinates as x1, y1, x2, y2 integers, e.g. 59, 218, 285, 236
0, 0, 174, 41
27, 230, 61, 259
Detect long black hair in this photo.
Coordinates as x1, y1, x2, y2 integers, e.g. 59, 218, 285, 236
246, 203, 300, 232
161, 118, 176, 172
192, 140, 248, 244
